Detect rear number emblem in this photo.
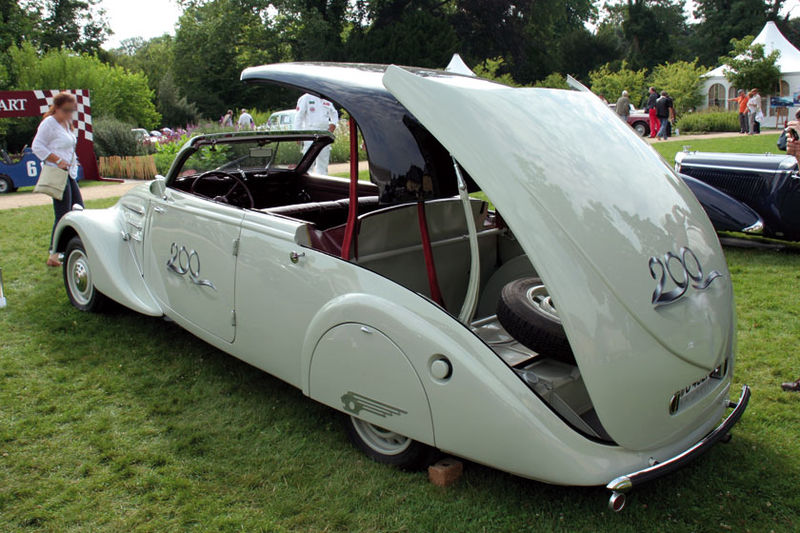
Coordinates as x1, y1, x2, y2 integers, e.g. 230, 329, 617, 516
648, 247, 721, 307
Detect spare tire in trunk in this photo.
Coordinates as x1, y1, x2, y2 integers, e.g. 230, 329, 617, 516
496, 277, 575, 364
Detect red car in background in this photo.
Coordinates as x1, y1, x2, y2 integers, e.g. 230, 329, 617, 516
608, 103, 651, 137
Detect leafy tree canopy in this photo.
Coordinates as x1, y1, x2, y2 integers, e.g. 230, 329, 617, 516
650, 59, 709, 114
589, 60, 649, 103
721, 35, 782, 93
8, 43, 160, 128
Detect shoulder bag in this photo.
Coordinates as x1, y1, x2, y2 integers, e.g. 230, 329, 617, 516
34, 152, 74, 201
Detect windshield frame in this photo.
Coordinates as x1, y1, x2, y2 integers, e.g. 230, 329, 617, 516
165, 130, 334, 185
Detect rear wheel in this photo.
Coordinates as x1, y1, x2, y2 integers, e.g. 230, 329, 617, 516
633, 122, 648, 136
0, 175, 13, 194
63, 236, 108, 312
496, 277, 575, 363
342, 415, 435, 469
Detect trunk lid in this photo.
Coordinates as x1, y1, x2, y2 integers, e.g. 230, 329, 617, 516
383, 66, 735, 450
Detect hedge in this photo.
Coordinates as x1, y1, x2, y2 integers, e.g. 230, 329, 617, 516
676, 110, 740, 133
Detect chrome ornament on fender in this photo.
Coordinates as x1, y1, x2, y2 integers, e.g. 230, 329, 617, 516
648, 247, 722, 307
166, 242, 217, 291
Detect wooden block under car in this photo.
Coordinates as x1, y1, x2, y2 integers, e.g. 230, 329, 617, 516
428, 457, 463, 487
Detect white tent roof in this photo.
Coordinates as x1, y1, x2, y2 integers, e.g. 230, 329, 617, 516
705, 21, 800, 77
444, 54, 476, 77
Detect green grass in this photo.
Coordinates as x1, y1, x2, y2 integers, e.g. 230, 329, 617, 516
1, 200, 799, 531
331, 169, 371, 181
651, 133, 782, 165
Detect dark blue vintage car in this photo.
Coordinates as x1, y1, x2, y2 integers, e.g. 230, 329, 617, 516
0, 147, 83, 194
674, 150, 800, 241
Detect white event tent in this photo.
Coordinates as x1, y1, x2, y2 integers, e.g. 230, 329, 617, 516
701, 21, 800, 125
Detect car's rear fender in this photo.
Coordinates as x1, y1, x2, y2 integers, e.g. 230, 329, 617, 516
53, 205, 162, 316
299, 291, 732, 486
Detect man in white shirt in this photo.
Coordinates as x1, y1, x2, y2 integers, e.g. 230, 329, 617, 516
237, 108, 255, 131
295, 93, 339, 175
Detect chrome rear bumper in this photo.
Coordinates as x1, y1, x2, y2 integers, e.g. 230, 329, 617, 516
606, 384, 750, 511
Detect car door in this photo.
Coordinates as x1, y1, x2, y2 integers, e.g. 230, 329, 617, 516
145, 188, 244, 343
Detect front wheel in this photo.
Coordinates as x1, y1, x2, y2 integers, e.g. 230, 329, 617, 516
63, 236, 108, 312
342, 415, 435, 469
633, 122, 648, 136
0, 175, 13, 194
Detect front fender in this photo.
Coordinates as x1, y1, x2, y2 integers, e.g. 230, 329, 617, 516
680, 173, 763, 233
53, 204, 162, 316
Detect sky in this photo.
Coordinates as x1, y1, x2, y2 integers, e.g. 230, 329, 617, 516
100, 0, 800, 49
101, 0, 183, 49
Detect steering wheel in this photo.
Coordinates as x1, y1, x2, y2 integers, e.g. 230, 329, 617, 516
190, 170, 254, 209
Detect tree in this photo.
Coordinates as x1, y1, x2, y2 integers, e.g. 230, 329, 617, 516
720, 35, 781, 93
346, 4, 459, 67
172, 0, 286, 116
8, 43, 160, 128
649, 59, 708, 114
691, 0, 783, 65
473, 57, 519, 86
111, 35, 176, 93
622, 0, 689, 70
157, 71, 201, 127
589, 61, 649, 103
533, 73, 569, 89
31, 0, 112, 54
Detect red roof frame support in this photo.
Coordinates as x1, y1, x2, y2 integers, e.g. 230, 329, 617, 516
341, 117, 359, 259
417, 200, 445, 307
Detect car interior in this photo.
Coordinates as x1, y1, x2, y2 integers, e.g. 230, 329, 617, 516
169, 141, 613, 443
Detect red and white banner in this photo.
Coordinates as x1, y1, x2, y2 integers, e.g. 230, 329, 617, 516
0, 90, 99, 181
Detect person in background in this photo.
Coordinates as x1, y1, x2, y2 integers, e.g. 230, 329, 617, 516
784, 108, 800, 160
294, 93, 339, 175
597, 93, 608, 104
31, 92, 83, 267
747, 89, 761, 134
728, 89, 749, 134
644, 87, 659, 138
220, 109, 234, 127
655, 90, 675, 141
237, 108, 255, 131
615, 90, 631, 121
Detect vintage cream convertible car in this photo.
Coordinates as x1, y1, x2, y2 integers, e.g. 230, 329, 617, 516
53, 63, 749, 511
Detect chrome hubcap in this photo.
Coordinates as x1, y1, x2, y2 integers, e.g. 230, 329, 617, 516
526, 285, 560, 322
67, 250, 92, 305
351, 417, 412, 455
0, 180, 8, 193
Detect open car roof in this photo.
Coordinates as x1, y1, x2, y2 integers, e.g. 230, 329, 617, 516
241, 62, 497, 203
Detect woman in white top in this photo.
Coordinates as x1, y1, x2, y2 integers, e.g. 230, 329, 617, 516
747, 89, 762, 135
31, 92, 84, 267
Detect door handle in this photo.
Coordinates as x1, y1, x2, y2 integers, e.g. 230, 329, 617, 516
290, 251, 305, 264
153, 205, 166, 213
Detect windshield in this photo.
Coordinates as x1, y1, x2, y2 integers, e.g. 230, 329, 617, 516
177, 139, 304, 177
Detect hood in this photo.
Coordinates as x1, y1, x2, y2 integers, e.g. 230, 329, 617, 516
676, 151, 798, 172
383, 66, 735, 450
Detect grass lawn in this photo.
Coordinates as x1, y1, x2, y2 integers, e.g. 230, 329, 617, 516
651, 133, 782, 165
331, 169, 371, 181
1, 200, 799, 531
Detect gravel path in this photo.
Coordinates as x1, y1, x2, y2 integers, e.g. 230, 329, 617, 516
0, 180, 145, 211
